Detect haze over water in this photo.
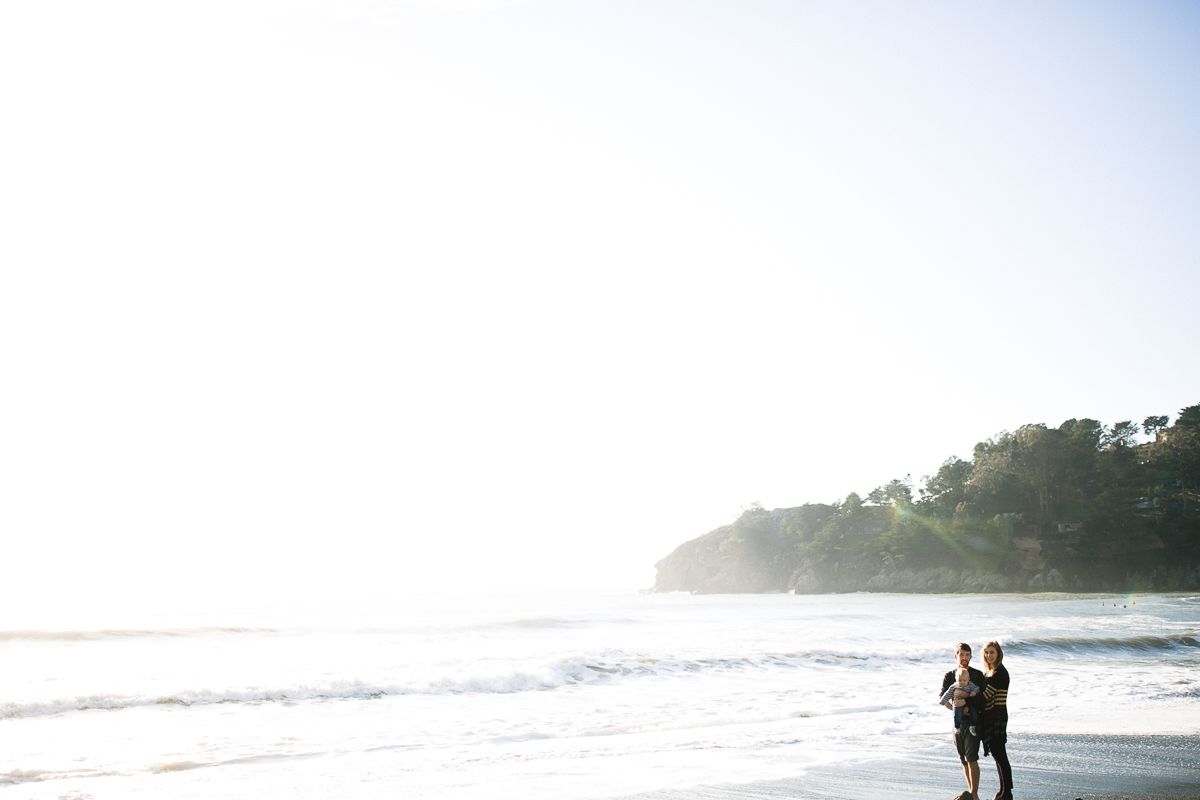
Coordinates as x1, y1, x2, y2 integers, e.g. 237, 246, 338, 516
2, 592, 1196, 799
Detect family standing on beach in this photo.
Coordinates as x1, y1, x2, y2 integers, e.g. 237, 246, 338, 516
939, 641, 1012, 800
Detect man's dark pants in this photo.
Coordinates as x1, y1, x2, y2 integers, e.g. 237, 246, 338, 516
954, 727, 980, 765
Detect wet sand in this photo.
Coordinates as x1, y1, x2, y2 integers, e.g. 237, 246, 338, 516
622, 734, 1200, 800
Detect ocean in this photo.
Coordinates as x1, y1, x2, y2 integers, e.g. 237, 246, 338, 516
1, 591, 1197, 799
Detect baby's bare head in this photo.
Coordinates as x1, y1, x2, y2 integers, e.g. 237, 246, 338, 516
955, 667, 970, 685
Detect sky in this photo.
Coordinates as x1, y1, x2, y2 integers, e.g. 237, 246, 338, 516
2, 0, 1198, 612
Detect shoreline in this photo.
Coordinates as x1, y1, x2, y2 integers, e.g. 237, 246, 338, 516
620, 733, 1200, 800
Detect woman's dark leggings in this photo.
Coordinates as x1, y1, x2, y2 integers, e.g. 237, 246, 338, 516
990, 739, 1013, 799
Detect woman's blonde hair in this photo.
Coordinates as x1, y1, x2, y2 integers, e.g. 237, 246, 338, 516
983, 640, 1004, 675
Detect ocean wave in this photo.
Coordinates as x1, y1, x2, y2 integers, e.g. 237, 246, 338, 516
0, 766, 109, 785
0, 648, 879, 720
1005, 633, 1199, 656
151, 761, 205, 773
0, 645, 928, 722
0, 768, 54, 784
1150, 681, 1200, 699
0, 627, 274, 642
453, 616, 638, 633
0, 657, 605, 720
499, 618, 575, 628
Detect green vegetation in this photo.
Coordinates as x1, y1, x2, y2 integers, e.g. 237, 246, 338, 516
717, 403, 1200, 583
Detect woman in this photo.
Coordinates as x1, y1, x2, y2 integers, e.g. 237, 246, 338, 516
980, 641, 1012, 800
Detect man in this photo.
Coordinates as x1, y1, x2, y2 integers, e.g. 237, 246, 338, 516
941, 642, 987, 800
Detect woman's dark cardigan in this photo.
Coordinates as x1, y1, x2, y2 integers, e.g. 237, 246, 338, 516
980, 664, 1010, 755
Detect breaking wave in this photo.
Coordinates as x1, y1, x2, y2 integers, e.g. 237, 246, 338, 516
1005, 633, 1199, 656
0, 627, 273, 642
0, 648, 885, 720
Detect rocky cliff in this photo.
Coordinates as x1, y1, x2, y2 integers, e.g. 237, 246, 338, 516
652, 508, 798, 594
653, 505, 1200, 594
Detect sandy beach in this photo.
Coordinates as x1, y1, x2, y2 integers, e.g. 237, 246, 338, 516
622, 734, 1200, 800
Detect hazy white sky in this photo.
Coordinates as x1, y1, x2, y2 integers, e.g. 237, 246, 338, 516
2, 0, 1198, 610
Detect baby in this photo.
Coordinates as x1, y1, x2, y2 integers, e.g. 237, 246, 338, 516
938, 666, 979, 736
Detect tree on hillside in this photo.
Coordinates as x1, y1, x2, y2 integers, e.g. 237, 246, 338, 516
887, 476, 913, 504
968, 425, 1070, 531
918, 457, 972, 518
1103, 421, 1140, 450
804, 493, 875, 556
867, 478, 912, 507
1151, 405, 1200, 513
1055, 418, 1105, 518
791, 503, 838, 543
1143, 415, 1170, 438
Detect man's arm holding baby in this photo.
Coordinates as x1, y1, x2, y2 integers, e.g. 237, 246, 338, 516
939, 684, 964, 710
954, 680, 985, 711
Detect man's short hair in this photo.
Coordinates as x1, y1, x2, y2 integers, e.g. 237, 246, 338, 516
956, 642, 972, 653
